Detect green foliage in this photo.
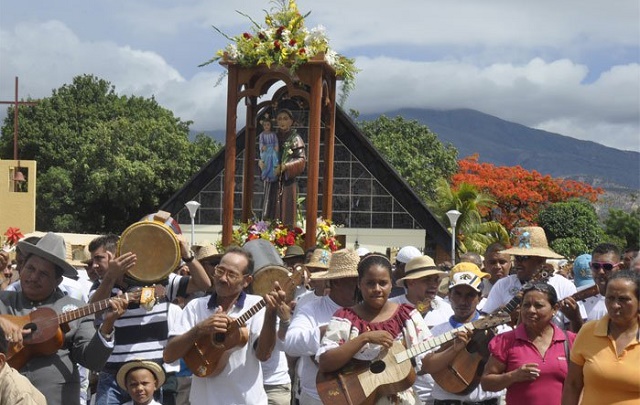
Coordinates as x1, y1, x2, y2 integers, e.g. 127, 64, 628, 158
550, 237, 591, 260
0, 75, 221, 233
537, 200, 603, 258
358, 115, 458, 202
604, 208, 640, 248
430, 179, 508, 254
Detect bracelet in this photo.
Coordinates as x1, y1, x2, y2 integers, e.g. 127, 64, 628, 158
182, 254, 195, 263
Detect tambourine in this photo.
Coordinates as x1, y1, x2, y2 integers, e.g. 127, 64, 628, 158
252, 265, 295, 301
118, 211, 181, 283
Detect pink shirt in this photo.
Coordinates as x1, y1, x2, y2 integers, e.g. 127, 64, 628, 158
488, 323, 576, 405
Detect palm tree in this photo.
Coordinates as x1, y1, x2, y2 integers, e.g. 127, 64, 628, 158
431, 179, 509, 254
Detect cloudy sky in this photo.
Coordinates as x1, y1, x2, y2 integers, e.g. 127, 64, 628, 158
1, 0, 638, 152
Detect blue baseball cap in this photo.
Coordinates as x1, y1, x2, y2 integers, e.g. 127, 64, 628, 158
573, 254, 594, 288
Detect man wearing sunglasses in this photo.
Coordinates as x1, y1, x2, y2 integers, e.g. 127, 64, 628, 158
583, 243, 621, 321
482, 227, 586, 332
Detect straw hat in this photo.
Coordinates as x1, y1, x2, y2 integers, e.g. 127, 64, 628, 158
448, 262, 490, 292
195, 243, 222, 262
116, 360, 165, 391
306, 249, 331, 271
500, 226, 563, 259
18, 233, 78, 278
396, 255, 445, 287
66, 244, 91, 268
310, 249, 359, 280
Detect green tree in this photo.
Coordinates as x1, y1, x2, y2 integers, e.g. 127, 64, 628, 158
431, 179, 509, 254
358, 115, 458, 202
604, 208, 640, 249
0, 75, 221, 233
537, 199, 603, 259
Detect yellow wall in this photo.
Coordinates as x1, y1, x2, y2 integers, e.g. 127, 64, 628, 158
0, 160, 36, 238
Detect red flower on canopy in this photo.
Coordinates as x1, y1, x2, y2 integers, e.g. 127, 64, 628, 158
4, 227, 23, 246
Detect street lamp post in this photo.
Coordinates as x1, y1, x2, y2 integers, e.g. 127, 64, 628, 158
185, 201, 201, 247
446, 210, 462, 265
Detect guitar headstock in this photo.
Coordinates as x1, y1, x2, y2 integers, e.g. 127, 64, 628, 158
473, 312, 511, 330
286, 264, 306, 292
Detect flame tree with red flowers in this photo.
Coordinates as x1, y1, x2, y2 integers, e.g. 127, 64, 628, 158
452, 154, 603, 230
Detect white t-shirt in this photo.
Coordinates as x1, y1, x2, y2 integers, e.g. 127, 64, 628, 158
169, 293, 268, 405
584, 294, 607, 321
282, 295, 341, 401
390, 295, 454, 328
482, 274, 586, 328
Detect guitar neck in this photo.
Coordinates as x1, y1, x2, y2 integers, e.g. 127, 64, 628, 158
56, 292, 132, 326
570, 284, 599, 302
499, 294, 522, 315
234, 299, 267, 327
401, 323, 474, 361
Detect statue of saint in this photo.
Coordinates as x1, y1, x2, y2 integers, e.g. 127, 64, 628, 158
261, 108, 306, 227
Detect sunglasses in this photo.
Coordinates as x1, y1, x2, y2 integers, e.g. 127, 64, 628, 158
590, 262, 617, 272
514, 255, 531, 262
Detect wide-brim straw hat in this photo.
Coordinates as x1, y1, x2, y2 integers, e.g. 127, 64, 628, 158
195, 243, 222, 262
310, 249, 359, 280
116, 360, 165, 391
66, 244, 91, 268
448, 262, 491, 292
18, 233, 78, 278
396, 255, 445, 287
500, 226, 563, 259
306, 248, 331, 272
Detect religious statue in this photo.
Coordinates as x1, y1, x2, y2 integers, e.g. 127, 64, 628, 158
261, 108, 306, 228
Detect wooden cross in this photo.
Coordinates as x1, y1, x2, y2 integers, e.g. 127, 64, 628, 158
0, 77, 39, 160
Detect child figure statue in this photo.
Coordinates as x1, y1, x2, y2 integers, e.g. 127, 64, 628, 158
258, 115, 279, 182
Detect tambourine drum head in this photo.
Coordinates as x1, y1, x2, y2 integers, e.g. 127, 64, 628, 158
252, 265, 293, 301
118, 222, 180, 283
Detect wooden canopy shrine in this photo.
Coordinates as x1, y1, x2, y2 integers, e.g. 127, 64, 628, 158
220, 58, 339, 249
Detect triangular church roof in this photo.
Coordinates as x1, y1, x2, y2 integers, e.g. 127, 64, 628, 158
160, 106, 453, 253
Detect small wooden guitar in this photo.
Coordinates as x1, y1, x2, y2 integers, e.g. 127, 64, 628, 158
2, 286, 163, 370
316, 313, 511, 405
433, 269, 552, 395
184, 265, 304, 378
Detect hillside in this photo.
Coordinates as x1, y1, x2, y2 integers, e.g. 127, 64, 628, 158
361, 108, 639, 191
195, 107, 639, 190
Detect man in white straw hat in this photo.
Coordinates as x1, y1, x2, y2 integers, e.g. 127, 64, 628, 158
423, 262, 508, 405
283, 249, 359, 405
482, 226, 586, 332
390, 255, 453, 404
0, 232, 129, 405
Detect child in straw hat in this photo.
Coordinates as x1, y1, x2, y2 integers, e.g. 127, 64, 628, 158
116, 360, 165, 405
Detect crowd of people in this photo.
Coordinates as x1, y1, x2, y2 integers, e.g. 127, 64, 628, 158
0, 225, 638, 405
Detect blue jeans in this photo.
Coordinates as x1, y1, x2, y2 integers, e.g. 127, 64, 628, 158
95, 372, 130, 405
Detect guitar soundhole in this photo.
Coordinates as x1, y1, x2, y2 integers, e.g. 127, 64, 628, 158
369, 360, 386, 374
213, 333, 225, 344
24, 322, 37, 335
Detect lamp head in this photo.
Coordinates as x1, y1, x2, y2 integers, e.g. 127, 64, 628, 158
446, 210, 462, 227
185, 201, 201, 218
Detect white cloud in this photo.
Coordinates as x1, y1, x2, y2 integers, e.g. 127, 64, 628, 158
0, 1, 638, 152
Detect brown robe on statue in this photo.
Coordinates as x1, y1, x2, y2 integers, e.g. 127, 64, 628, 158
262, 128, 306, 227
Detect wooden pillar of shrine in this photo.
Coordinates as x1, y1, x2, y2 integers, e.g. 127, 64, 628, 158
220, 58, 338, 250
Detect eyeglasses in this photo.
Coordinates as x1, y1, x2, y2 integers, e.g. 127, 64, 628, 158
590, 262, 616, 272
515, 256, 531, 262
213, 265, 245, 282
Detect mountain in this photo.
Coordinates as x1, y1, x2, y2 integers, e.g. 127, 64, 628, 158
361, 108, 639, 191
193, 108, 639, 190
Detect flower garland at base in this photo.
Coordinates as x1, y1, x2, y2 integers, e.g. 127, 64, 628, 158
217, 217, 340, 257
